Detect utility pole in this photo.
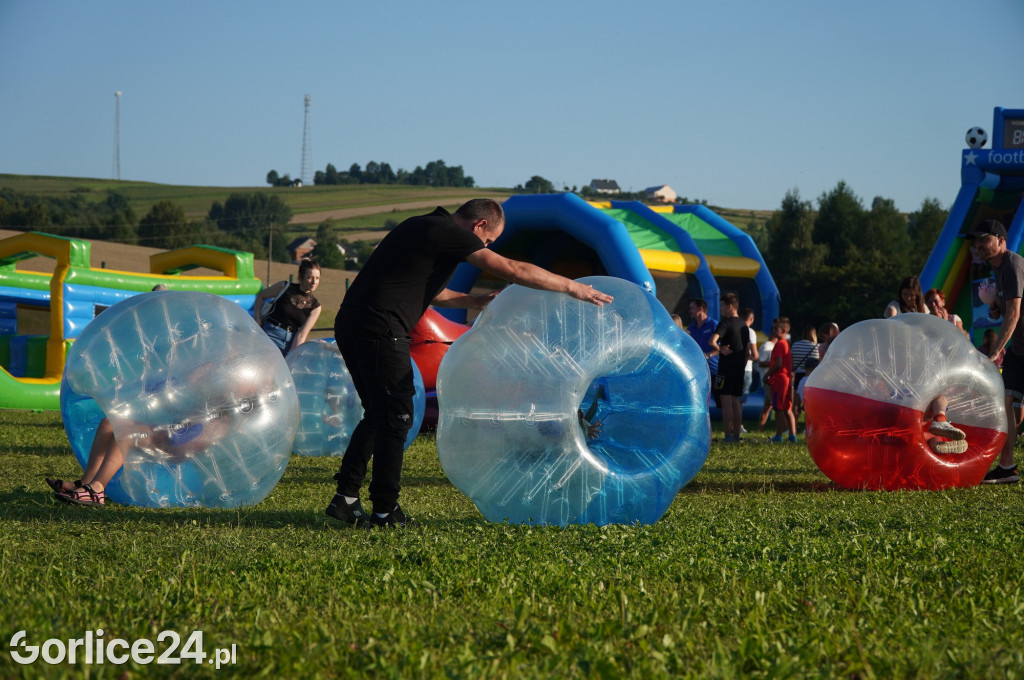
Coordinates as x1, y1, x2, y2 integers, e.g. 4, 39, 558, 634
112, 91, 121, 180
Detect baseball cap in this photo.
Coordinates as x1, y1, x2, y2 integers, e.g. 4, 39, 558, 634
961, 219, 1007, 239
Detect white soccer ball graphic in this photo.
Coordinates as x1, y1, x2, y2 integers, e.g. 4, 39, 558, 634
965, 126, 987, 149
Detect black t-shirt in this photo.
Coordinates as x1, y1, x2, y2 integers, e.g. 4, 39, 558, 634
268, 282, 320, 330
714, 316, 749, 377
336, 207, 485, 337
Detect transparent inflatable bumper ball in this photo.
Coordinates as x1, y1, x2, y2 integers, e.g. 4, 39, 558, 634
436, 276, 712, 526
804, 314, 1006, 490
286, 340, 426, 456
60, 291, 300, 508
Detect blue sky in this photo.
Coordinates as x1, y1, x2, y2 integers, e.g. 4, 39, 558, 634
0, 0, 1021, 211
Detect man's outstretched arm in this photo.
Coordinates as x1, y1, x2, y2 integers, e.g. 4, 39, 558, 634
465, 249, 613, 306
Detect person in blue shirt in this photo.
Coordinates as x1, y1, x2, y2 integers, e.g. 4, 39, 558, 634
686, 298, 719, 375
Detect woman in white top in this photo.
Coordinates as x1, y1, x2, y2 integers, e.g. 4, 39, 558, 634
883, 276, 928, 317
790, 325, 820, 417
924, 288, 965, 333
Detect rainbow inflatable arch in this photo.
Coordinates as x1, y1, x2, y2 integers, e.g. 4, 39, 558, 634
920, 107, 1024, 343
0, 231, 262, 410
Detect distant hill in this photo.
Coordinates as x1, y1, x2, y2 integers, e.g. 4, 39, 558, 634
0, 173, 773, 236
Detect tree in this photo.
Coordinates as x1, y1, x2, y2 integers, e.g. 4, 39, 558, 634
813, 181, 864, 269
139, 200, 190, 249
310, 220, 346, 269
266, 170, 280, 186
208, 193, 293, 261
524, 176, 555, 194
764, 189, 827, 330
907, 198, 949, 272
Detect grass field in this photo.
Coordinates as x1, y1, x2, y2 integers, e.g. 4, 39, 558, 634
3, 411, 1024, 679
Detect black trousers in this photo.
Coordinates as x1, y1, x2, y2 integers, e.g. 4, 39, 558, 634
332, 331, 415, 513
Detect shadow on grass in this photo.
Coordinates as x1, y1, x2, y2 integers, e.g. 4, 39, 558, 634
273, 468, 450, 488
682, 479, 843, 494
2, 445, 74, 458
0, 488, 332, 530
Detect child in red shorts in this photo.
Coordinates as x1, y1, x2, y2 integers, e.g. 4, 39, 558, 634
765, 318, 798, 442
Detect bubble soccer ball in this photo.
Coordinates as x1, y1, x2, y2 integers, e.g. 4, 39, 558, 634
286, 340, 426, 456
803, 314, 1006, 490
436, 276, 712, 526
60, 291, 300, 508
966, 126, 988, 149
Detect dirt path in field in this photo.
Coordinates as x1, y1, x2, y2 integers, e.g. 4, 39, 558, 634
289, 198, 480, 225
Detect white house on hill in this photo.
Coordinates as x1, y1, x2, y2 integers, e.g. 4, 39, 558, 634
644, 184, 677, 203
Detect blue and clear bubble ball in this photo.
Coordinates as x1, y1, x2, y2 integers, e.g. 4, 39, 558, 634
60, 291, 299, 508
436, 276, 711, 526
286, 340, 426, 456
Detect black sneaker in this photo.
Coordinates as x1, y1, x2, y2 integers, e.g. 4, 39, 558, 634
368, 504, 418, 529
325, 494, 370, 526
982, 465, 1020, 484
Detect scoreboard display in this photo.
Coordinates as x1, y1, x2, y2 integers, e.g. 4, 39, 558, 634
1003, 116, 1024, 150
994, 108, 1024, 150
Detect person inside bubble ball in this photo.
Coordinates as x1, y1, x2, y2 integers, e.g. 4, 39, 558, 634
922, 395, 967, 454
46, 418, 125, 507
883, 276, 928, 317
254, 258, 322, 355
325, 199, 614, 528
964, 219, 1024, 483
46, 408, 230, 507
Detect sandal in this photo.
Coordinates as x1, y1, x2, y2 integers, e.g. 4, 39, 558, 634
45, 477, 82, 493
55, 483, 105, 507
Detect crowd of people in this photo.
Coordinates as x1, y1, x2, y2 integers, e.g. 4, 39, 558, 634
46, 208, 1023, 517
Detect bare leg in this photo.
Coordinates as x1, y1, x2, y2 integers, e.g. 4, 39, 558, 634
923, 395, 948, 420
926, 395, 965, 440
80, 418, 126, 493
758, 400, 772, 430
785, 409, 797, 437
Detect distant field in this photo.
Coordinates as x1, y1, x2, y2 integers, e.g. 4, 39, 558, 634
0, 173, 511, 228
0, 173, 776, 237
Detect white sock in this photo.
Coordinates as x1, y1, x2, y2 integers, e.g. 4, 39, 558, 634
375, 512, 388, 518
343, 496, 357, 504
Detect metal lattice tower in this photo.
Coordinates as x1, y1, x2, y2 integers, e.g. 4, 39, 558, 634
113, 91, 122, 180
300, 94, 312, 185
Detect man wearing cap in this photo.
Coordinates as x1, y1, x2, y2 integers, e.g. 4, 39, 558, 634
965, 219, 1024, 483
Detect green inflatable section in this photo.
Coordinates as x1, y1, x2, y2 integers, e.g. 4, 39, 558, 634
659, 212, 743, 257
601, 208, 681, 252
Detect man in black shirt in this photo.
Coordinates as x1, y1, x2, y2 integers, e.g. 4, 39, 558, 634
326, 199, 614, 527
709, 292, 756, 443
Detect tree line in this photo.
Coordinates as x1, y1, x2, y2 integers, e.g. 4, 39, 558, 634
0, 187, 296, 263
760, 182, 947, 332
267, 159, 475, 188
0, 180, 950, 330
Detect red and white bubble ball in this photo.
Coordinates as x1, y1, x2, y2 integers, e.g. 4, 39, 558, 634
803, 314, 1006, 490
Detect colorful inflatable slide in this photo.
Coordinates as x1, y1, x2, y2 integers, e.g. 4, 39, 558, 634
0, 231, 262, 410
920, 107, 1024, 343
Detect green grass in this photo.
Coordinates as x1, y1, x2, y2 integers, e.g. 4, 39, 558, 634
3, 411, 1024, 678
